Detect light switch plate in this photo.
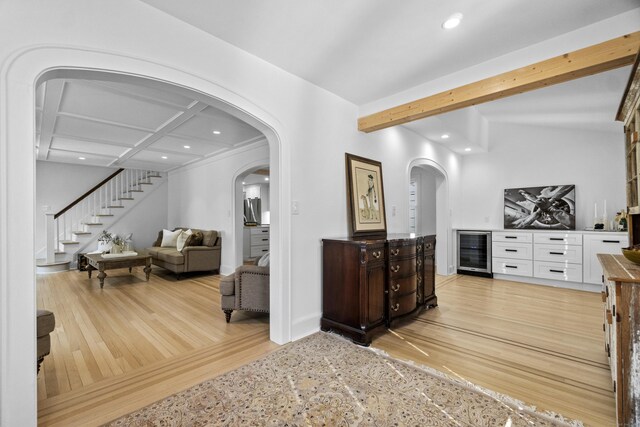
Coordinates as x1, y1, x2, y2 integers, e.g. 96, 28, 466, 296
292, 200, 300, 215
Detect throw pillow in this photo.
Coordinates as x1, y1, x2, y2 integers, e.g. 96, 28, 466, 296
258, 252, 270, 267
176, 229, 193, 251
160, 229, 182, 247
184, 231, 204, 247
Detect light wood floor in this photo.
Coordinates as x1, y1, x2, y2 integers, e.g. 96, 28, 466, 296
37, 270, 614, 426
374, 274, 615, 427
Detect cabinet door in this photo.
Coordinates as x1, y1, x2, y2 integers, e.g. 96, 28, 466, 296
366, 263, 386, 326
583, 234, 629, 285
423, 251, 435, 299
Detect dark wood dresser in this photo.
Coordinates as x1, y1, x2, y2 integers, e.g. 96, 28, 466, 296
321, 234, 437, 345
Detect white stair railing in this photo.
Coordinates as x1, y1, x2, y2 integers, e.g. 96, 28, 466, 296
46, 169, 162, 257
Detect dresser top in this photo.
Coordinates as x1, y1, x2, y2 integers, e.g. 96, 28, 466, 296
598, 254, 640, 284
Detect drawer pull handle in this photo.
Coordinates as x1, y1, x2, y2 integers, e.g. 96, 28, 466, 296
391, 303, 400, 312
390, 265, 400, 273
549, 237, 564, 241
549, 269, 564, 273
262, 238, 268, 241
505, 236, 517, 239
372, 251, 381, 259
425, 244, 432, 249
417, 276, 422, 282
603, 240, 620, 243
505, 265, 518, 269
391, 283, 400, 292
549, 251, 564, 255
391, 249, 400, 256
505, 249, 517, 252
417, 259, 422, 266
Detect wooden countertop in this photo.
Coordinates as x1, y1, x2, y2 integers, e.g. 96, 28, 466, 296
597, 253, 640, 283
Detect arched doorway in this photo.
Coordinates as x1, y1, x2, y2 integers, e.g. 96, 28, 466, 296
408, 159, 452, 276
0, 46, 292, 423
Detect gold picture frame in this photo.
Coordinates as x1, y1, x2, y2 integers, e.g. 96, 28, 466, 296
345, 153, 387, 237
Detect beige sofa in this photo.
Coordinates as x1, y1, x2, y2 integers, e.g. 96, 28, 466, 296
147, 228, 221, 278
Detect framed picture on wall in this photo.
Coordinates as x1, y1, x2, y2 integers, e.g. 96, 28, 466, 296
504, 184, 576, 230
345, 153, 387, 237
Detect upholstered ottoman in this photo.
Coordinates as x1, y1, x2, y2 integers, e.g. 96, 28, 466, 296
37, 309, 55, 373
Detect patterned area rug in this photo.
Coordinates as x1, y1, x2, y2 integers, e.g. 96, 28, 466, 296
104, 332, 581, 426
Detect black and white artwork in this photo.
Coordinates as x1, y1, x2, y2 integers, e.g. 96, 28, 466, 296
504, 185, 576, 230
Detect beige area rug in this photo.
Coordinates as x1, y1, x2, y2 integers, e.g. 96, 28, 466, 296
104, 332, 582, 426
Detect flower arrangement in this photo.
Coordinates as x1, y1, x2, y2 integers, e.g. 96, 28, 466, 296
97, 230, 130, 253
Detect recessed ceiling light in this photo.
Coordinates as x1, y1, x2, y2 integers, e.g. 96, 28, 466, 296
441, 134, 450, 139
78, 156, 86, 160
183, 145, 191, 149
265, 177, 269, 181
442, 13, 463, 29
464, 147, 471, 152
161, 156, 168, 159
242, 181, 246, 185
212, 130, 221, 135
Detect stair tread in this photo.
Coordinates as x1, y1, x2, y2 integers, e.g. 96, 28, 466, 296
118, 197, 134, 201
82, 222, 103, 226
95, 214, 114, 217
36, 259, 71, 267
138, 182, 153, 185
129, 190, 144, 192
106, 206, 125, 208
72, 231, 91, 235
59, 240, 79, 245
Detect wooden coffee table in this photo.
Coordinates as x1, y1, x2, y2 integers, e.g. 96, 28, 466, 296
84, 252, 152, 288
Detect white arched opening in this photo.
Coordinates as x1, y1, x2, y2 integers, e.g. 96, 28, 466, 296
0, 46, 292, 425
408, 159, 452, 276
232, 160, 270, 268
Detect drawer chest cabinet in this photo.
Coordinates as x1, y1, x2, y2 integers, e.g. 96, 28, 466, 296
597, 254, 640, 427
243, 226, 270, 259
321, 234, 436, 345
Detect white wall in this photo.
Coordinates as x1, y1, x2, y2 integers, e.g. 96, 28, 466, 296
454, 123, 626, 230
35, 162, 116, 253
0, 1, 632, 425
169, 142, 269, 274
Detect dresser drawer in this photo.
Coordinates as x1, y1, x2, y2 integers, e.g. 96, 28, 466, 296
422, 238, 436, 252
534, 243, 582, 264
534, 232, 582, 245
388, 291, 417, 318
492, 258, 533, 277
388, 275, 417, 297
492, 241, 532, 260
366, 247, 385, 263
250, 245, 269, 257
388, 258, 416, 278
388, 242, 416, 259
533, 261, 583, 282
250, 234, 270, 246
493, 231, 532, 243
250, 227, 270, 236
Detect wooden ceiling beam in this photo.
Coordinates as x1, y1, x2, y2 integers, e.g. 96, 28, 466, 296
358, 31, 640, 133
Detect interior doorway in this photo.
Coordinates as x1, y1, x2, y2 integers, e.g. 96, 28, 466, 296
234, 165, 270, 266
409, 160, 451, 275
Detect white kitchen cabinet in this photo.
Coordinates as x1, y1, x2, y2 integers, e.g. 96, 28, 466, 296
583, 233, 628, 285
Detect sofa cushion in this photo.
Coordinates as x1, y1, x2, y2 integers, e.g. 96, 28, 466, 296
161, 229, 182, 247
185, 231, 204, 247
37, 309, 55, 337
153, 247, 185, 264
177, 229, 193, 251
201, 230, 218, 247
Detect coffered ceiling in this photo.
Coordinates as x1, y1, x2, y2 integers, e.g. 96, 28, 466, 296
35, 78, 265, 172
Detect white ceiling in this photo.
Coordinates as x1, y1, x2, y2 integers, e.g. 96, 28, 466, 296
36, 78, 265, 172
36, 2, 639, 169
140, 0, 639, 105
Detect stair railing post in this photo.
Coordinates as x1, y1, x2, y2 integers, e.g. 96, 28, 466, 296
45, 211, 55, 263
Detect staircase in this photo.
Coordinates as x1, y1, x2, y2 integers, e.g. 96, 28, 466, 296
36, 169, 166, 273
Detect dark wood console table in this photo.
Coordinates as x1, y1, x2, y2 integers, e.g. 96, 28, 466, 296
85, 252, 152, 289
321, 234, 436, 345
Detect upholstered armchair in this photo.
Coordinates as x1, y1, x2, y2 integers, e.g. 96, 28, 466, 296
37, 309, 55, 373
219, 257, 269, 322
